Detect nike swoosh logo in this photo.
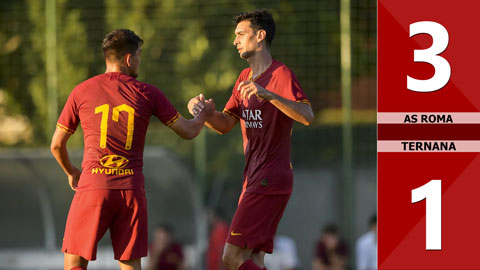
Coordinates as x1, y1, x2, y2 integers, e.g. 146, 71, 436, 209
230, 231, 242, 236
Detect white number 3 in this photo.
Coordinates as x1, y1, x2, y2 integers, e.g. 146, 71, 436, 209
407, 21, 451, 92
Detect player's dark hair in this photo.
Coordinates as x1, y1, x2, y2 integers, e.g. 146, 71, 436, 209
102, 29, 143, 62
233, 9, 276, 48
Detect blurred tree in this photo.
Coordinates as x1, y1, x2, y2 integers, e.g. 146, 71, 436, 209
0, 1, 33, 145
19, 0, 91, 144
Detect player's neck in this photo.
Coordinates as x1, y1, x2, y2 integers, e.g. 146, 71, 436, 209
247, 49, 272, 80
105, 62, 129, 75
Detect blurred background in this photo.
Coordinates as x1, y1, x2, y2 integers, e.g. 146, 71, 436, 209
0, 0, 376, 269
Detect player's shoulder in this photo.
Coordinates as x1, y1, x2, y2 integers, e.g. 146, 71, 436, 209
134, 80, 164, 97
270, 60, 301, 85
140, 81, 160, 92
271, 60, 294, 76
67, 75, 103, 99
133, 80, 172, 106
73, 73, 104, 91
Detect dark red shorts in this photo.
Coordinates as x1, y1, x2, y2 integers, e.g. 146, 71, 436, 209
226, 192, 291, 253
62, 189, 148, 261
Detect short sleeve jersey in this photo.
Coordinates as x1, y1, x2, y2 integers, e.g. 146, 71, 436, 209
57, 72, 180, 191
223, 60, 310, 194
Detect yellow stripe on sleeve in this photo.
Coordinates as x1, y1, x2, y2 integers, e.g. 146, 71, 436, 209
165, 113, 181, 127
223, 109, 240, 120
297, 99, 311, 105
56, 123, 75, 134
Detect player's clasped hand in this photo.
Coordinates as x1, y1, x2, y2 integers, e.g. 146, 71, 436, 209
201, 98, 215, 119
237, 80, 271, 101
68, 167, 82, 191
188, 94, 215, 117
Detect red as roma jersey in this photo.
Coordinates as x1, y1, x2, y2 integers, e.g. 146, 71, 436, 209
223, 60, 310, 194
57, 72, 180, 191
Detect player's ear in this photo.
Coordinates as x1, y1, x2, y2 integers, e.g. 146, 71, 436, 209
256, 29, 266, 44
124, 53, 132, 67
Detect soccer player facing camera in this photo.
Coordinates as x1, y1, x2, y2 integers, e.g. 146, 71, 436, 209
188, 9, 314, 270
51, 29, 213, 270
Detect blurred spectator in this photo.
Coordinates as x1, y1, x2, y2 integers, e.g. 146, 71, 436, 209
265, 235, 300, 270
206, 208, 229, 270
312, 224, 348, 270
148, 224, 186, 270
356, 215, 377, 270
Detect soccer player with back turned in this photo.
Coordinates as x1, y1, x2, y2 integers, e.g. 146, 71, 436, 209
188, 9, 314, 270
51, 29, 213, 270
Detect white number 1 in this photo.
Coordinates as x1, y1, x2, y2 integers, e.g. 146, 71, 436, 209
411, 179, 442, 250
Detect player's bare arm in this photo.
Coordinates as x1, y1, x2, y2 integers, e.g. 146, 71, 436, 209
205, 110, 238, 135
50, 128, 82, 190
188, 94, 238, 134
238, 80, 314, 126
169, 99, 215, 139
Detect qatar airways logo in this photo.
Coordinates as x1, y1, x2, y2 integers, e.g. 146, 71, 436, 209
243, 109, 263, 129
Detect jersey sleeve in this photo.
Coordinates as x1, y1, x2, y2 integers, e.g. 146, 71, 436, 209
276, 67, 311, 105
56, 88, 80, 134
223, 75, 243, 120
150, 86, 180, 126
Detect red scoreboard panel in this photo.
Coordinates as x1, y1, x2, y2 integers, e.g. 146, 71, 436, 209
378, 0, 480, 269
